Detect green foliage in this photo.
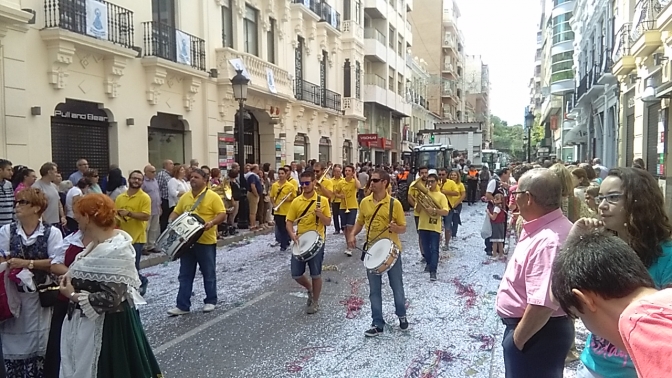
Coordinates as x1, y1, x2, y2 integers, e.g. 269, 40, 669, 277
491, 114, 546, 161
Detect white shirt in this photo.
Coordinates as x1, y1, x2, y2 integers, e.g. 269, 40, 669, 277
32, 179, 60, 224
291, 170, 299, 181
108, 186, 128, 201
486, 179, 498, 194
0, 222, 64, 260
65, 187, 84, 218
168, 178, 190, 207
51, 230, 84, 265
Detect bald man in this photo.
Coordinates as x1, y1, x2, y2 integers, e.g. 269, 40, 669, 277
142, 164, 162, 252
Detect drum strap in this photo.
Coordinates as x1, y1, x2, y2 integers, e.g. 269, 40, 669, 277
360, 198, 396, 262
298, 200, 316, 222
189, 188, 209, 212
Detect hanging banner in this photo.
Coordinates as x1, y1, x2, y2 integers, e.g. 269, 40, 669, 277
86, 0, 108, 40
228, 58, 252, 84
175, 30, 192, 66
266, 68, 277, 94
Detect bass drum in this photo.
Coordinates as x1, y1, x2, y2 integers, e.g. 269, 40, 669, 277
396, 181, 411, 211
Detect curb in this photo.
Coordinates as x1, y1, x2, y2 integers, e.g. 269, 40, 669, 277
139, 227, 275, 269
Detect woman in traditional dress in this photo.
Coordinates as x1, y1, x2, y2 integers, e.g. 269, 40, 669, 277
0, 187, 64, 377
58, 194, 162, 378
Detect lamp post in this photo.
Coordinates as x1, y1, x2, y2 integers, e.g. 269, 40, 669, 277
524, 110, 535, 163
231, 69, 250, 229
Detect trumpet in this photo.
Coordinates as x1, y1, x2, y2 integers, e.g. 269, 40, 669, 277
273, 191, 293, 212
410, 179, 442, 213
317, 164, 333, 184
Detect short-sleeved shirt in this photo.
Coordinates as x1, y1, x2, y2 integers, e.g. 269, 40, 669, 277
286, 192, 331, 240
173, 188, 226, 245
141, 178, 161, 215
356, 194, 406, 249
331, 177, 344, 203
32, 180, 61, 224
417, 190, 449, 233
618, 288, 672, 378
115, 189, 152, 244
315, 178, 334, 200
269, 181, 296, 216
496, 208, 572, 318
441, 179, 460, 208
340, 178, 358, 209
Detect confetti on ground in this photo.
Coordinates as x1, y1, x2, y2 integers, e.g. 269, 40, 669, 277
404, 349, 459, 378
452, 278, 478, 308
322, 264, 340, 271
284, 346, 335, 373
339, 279, 366, 319
469, 334, 495, 351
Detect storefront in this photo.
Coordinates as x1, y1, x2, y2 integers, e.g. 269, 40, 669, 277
234, 109, 260, 165
51, 99, 111, 176
318, 137, 331, 163
148, 112, 187, 168
358, 133, 377, 163
294, 133, 309, 162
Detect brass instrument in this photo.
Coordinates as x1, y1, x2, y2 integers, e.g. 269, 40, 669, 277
273, 185, 293, 212
293, 197, 321, 224
317, 164, 333, 184
409, 179, 442, 213
212, 180, 235, 212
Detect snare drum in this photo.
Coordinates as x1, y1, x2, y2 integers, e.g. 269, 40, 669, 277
156, 212, 206, 261
363, 238, 399, 275
292, 230, 324, 262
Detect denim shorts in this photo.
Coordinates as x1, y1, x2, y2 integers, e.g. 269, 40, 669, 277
290, 244, 325, 279
340, 208, 358, 226
443, 210, 454, 228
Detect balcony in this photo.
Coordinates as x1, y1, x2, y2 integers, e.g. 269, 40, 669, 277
442, 33, 456, 52
364, 0, 388, 19
612, 23, 636, 76
658, 0, 672, 32
364, 73, 388, 106
216, 47, 292, 98
142, 21, 205, 71
442, 62, 454, 74
322, 88, 342, 111
364, 28, 386, 62
342, 20, 363, 45
630, 0, 663, 60
343, 97, 364, 119
443, 10, 455, 28
317, 1, 341, 32
597, 48, 617, 85
295, 79, 321, 106
291, 0, 320, 21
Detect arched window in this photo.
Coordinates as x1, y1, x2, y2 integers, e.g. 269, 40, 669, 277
318, 137, 331, 163
342, 140, 353, 165
294, 133, 309, 162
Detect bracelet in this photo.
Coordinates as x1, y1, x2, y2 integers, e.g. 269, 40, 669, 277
69, 292, 77, 299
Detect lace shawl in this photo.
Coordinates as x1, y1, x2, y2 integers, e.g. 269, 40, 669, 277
68, 230, 141, 289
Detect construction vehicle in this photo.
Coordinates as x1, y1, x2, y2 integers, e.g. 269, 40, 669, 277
396, 143, 454, 211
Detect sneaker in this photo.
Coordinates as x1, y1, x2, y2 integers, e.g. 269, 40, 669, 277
333, 231, 340, 235
306, 290, 314, 307
167, 307, 189, 316
442, 244, 449, 251
364, 326, 384, 337
306, 302, 319, 314
269, 241, 280, 247
399, 316, 409, 330
203, 304, 216, 313
344, 249, 353, 257
430, 272, 437, 281
424, 264, 430, 273
420, 256, 426, 263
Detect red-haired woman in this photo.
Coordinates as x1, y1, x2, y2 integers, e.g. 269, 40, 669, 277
0, 188, 64, 377
58, 194, 161, 377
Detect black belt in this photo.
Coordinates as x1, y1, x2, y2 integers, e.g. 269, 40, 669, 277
501, 315, 568, 326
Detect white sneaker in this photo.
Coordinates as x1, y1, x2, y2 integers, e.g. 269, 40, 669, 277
203, 304, 216, 313
344, 249, 353, 256
167, 307, 189, 316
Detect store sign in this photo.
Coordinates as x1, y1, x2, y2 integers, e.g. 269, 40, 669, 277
54, 110, 108, 122
384, 139, 393, 149
358, 134, 378, 145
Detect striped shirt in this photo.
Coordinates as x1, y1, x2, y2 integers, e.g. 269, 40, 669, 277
0, 180, 14, 225
157, 169, 171, 200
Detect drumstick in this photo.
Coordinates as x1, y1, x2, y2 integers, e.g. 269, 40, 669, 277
355, 226, 391, 255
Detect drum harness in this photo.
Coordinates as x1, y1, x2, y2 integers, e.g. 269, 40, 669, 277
360, 198, 395, 262
295, 195, 322, 228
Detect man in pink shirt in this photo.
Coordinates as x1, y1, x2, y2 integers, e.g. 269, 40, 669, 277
552, 231, 672, 378
496, 168, 574, 378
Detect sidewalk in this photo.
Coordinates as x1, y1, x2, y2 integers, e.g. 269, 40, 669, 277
139, 226, 275, 269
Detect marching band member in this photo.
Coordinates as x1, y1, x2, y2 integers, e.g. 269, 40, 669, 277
167, 168, 226, 316
408, 166, 429, 261
330, 165, 345, 234
417, 170, 449, 281
312, 162, 334, 201
340, 165, 361, 256
347, 169, 408, 337
438, 168, 460, 251
285, 171, 332, 315
270, 167, 295, 252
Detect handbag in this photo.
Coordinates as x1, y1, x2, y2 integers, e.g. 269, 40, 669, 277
481, 212, 492, 239
16, 227, 59, 308
0, 262, 20, 321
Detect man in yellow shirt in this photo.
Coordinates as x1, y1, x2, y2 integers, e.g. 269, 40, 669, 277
417, 169, 449, 281
339, 165, 361, 256
439, 168, 460, 251
347, 169, 408, 337
167, 168, 227, 316
408, 166, 429, 261
270, 167, 295, 251
286, 171, 332, 315
330, 165, 345, 234
312, 162, 334, 201
115, 170, 151, 294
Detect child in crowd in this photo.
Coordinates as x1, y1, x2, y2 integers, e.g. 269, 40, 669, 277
584, 184, 599, 217
487, 193, 507, 260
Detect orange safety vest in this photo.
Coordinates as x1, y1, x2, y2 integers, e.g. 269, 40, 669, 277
397, 171, 409, 181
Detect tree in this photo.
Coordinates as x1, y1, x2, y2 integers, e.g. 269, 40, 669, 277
491, 116, 525, 161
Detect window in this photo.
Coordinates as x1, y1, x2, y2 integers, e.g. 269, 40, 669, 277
355, 0, 362, 24
244, 5, 258, 56
267, 17, 276, 64
152, 0, 175, 27
344, 0, 351, 20
221, 0, 233, 48
552, 12, 574, 45
355, 61, 361, 99
389, 26, 395, 48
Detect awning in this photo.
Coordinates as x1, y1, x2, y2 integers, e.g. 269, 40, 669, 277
563, 121, 587, 147
655, 80, 672, 99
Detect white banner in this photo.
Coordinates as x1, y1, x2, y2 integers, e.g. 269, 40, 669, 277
86, 0, 108, 40
266, 68, 277, 94
228, 59, 252, 83
175, 30, 192, 66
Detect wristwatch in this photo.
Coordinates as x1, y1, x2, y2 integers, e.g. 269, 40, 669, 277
28, 260, 34, 269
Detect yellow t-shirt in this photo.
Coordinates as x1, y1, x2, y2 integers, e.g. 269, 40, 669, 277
286, 192, 331, 240
417, 190, 449, 233
331, 177, 344, 203
341, 178, 358, 210
458, 182, 466, 202
115, 189, 152, 244
315, 178, 334, 200
441, 179, 460, 209
269, 181, 296, 216
356, 194, 406, 249
174, 188, 226, 245
287, 177, 300, 195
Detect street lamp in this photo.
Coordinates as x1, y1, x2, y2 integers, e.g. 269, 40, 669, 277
231, 69, 250, 229
524, 109, 535, 163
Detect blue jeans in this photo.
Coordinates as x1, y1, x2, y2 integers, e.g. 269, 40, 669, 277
418, 230, 440, 273
367, 255, 406, 328
274, 214, 290, 250
176, 243, 218, 311
450, 204, 462, 236
132, 243, 148, 288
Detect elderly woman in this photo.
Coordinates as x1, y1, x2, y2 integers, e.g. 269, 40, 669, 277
58, 194, 161, 377
0, 188, 64, 377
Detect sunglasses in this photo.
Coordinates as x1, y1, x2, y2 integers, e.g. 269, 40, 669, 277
14, 200, 30, 206
370, 178, 382, 183
300, 181, 312, 186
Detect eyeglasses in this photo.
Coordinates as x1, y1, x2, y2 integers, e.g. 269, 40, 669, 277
370, 178, 382, 183
511, 190, 527, 196
426, 180, 436, 184
596, 193, 623, 204
300, 181, 312, 186
14, 200, 30, 206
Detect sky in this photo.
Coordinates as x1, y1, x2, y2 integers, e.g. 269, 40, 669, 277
456, 0, 540, 126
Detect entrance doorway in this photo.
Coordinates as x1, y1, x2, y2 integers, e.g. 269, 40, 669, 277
51, 99, 110, 177
148, 113, 186, 167
234, 109, 260, 164
318, 137, 331, 163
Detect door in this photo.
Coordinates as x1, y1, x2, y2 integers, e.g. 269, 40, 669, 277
646, 103, 661, 177
51, 120, 109, 177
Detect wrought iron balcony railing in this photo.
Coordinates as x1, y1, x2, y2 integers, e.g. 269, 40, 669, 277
143, 21, 206, 71
292, 0, 321, 16
322, 89, 342, 111
614, 23, 632, 62
631, 0, 666, 41
296, 79, 321, 106
318, 2, 341, 31
44, 0, 134, 49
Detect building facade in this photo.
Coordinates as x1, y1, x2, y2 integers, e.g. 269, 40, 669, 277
0, 0, 362, 176
360, 0, 413, 165
404, 56, 440, 152
464, 55, 491, 147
